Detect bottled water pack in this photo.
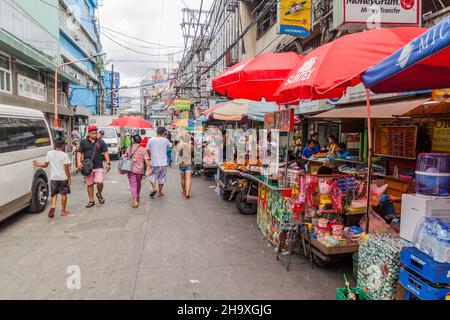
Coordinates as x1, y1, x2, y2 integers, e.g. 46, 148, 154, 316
413, 217, 450, 263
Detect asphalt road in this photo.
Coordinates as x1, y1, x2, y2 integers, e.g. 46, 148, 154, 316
0, 163, 352, 299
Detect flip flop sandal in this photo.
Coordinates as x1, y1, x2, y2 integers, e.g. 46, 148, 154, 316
48, 207, 56, 218
85, 201, 95, 208
149, 191, 157, 198
61, 210, 70, 217
132, 203, 139, 209
96, 193, 105, 204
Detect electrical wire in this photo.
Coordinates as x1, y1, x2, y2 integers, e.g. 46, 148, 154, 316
101, 31, 184, 56
38, 0, 184, 49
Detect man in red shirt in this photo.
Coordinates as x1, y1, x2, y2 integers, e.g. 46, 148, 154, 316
140, 129, 149, 148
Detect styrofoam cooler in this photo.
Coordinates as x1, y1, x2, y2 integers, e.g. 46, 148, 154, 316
400, 194, 450, 242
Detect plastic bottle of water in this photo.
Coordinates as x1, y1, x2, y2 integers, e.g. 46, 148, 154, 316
434, 221, 450, 263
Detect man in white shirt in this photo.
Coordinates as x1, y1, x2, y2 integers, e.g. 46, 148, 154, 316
33, 138, 71, 218
147, 127, 172, 198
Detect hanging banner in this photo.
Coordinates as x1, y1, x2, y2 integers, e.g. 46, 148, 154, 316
432, 89, 450, 102
277, 0, 312, 38
264, 109, 295, 132
432, 120, 450, 154
175, 99, 191, 110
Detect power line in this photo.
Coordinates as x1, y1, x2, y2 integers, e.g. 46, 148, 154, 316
101, 31, 184, 56
38, 0, 184, 49
101, 29, 183, 51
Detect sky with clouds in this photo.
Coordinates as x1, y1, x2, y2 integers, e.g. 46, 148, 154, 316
99, 0, 212, 105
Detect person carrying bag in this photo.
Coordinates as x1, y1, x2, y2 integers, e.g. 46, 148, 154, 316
118, 146, 140, 174
124, 135, 150, 208
81, 141, 98, 177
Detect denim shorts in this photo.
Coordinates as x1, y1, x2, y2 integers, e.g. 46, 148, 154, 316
179, 165, 192, 173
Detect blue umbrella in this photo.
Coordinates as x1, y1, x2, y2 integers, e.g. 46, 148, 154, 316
362, 17, 450, 93
196, 115, 207, 122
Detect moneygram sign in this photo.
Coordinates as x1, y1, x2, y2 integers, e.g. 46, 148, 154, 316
333, 0, 421, 30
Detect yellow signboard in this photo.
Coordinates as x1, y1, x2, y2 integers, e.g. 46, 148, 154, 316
278, 0, 312, 38
432, 120, 450, 154
175, 99, 191, 110
432, 89, 450, 102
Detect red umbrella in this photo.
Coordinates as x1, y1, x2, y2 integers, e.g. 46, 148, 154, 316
109, 116, 153, 128
275, 27, 427, 104
212, 52, 304, 102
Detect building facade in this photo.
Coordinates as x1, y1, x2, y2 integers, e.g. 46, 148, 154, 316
0, 0, 74, 132
58, 0, 104, 115
178, 0, 449, 120
0, 0, 106, 136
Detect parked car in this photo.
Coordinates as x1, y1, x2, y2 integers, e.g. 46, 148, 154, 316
98, 126, 121, 159
0, 104, 54, 222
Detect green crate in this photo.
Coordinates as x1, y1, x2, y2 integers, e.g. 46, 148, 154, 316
336, 288, 372, 300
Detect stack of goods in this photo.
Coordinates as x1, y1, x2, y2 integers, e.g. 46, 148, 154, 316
414, 218, 450, 263
222, 162, 237, 170
312, 217, 348, 247
357, 233, 409, 300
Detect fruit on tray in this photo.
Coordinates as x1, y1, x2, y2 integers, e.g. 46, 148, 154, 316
314, 153, 328, 158
223, 162, 237, 170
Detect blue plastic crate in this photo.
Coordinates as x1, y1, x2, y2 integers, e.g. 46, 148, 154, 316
400, 247, 450, 284
399, 267, 450, 300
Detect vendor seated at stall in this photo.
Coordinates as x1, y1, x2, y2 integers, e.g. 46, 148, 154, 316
327, 135, 339, 157
302, 140, 318, 159
337, 143, 352, 158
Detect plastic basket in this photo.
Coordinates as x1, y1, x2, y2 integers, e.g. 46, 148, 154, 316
336, 288, 372, 300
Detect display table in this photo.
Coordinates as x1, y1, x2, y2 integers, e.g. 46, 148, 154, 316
255, 176, 292, 247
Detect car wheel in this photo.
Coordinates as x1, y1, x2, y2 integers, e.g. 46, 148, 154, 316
28, 177, 49, 213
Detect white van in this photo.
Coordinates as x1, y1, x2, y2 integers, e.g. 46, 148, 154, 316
98, 127, 121, 158
0, 105, 53, 221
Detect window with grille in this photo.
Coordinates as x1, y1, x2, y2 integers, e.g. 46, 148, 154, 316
0, 53, 11, 94
256, 1, 277, 40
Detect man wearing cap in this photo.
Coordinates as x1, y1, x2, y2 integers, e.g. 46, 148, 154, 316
77, 125, 111, 208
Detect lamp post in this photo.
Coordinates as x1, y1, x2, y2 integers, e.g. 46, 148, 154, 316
54, 53, 105, 128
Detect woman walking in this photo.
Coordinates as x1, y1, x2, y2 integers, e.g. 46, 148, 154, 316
125, 135, 150, 208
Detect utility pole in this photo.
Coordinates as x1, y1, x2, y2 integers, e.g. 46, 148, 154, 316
110, 64, 114, 116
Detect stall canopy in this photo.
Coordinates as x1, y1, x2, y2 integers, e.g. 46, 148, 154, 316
110, 116, 153, 128
204, 99, 279, 122
362, 16, 450, 93
274, 27, 427, 104
311, 97, 430, 119
212, 52, 303, 102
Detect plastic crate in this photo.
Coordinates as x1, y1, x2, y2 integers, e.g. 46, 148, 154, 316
336, 288, 372, 300
400, 247, 450, 284
399, 267, 450, 300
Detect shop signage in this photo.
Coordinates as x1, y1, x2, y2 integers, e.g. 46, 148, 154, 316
111, 72, 120, 109
333, 0, 421, 30
175, 99, 191, 110
264, 109, 295, 132
432, 89, 450, 102
327, 83, 399, 105
295, 99, 335, 114
277, 0, 312, 38
17, 75, 46, 102
432, 120, 450, 154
